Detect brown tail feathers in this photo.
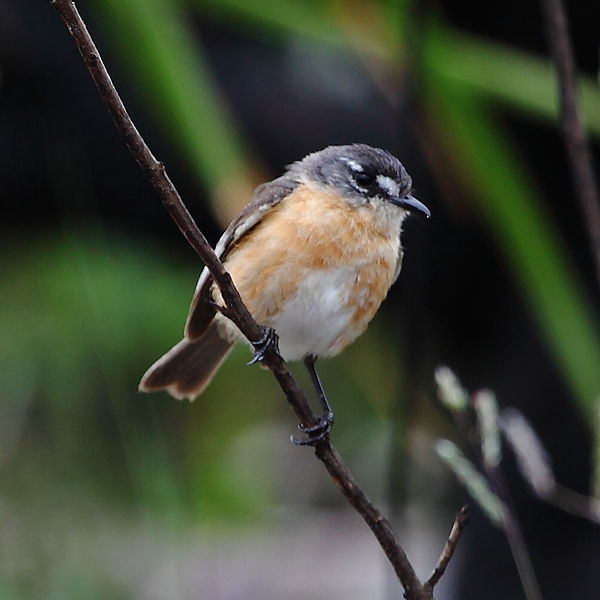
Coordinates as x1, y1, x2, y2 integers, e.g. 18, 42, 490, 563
139, 321, 233, 400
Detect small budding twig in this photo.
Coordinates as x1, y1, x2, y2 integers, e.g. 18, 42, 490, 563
436, 369, 543, 600
52, 2, 467, 596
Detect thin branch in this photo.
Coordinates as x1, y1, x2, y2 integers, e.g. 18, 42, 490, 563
540, 0, 600, 287
424, 505, 469, 592
547, 484, 600, 525
501, 407, 600, 525
473, 396, 543, 600
485, 465, 544, 600
50, 0, 316, 431
51, 1, 461, 597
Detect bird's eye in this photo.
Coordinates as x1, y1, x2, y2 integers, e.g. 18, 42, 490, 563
354, 172, 375, 188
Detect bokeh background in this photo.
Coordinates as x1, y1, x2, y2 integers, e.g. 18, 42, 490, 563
1, 1, 600, 598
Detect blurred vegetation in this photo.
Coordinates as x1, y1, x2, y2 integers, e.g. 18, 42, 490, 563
92, 1, 600, 420
1, 230, 397, 597
92, 0, 600, 419
93, 0, 600, 414
2, 0, 600, 597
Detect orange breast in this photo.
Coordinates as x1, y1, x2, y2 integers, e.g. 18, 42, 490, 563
215, 183, 403, 357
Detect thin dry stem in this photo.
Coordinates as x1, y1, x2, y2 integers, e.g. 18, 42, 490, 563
540, 0, 600, 287
424, 505, 469, 592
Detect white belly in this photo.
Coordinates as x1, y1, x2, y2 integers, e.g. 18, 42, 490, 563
266, 267, 357, 360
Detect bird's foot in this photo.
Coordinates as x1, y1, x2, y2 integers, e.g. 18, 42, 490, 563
291, 411, 335, 446
247, 326, 279, 365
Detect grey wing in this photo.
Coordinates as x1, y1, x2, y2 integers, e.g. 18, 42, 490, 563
184, 176, 297, 339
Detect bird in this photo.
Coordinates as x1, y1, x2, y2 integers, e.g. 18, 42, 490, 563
139, 144, 430, 441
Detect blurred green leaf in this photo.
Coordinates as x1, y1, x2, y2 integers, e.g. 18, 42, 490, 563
196, 0, 344, 47
436, 439, 505, 526
434, 31, 600, 137
422, 24, 600, 418
90, 0, 253, 197
0, 232, 277, 517
195, 1, 600, 139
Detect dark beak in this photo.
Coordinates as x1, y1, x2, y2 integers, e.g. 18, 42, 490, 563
392, 195, 431, 218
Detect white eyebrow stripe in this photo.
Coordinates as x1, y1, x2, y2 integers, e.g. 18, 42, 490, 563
340, 157, 364, 172
376, 175, 400, 197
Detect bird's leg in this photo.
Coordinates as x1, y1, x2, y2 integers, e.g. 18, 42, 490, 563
207, 300, 278, 365
291, 355, 335, 445
304, 355, 334, 421
247, 326, 279, 365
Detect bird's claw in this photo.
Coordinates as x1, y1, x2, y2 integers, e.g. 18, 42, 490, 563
290, 412, 335, 446
247, 327, 279, 365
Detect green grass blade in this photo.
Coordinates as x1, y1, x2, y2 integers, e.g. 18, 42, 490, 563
90, 0, 253, 199
435, 30, 600, 137
422, 62, 600, 417
193, 2, 600, 138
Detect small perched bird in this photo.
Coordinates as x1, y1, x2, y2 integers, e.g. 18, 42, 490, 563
139, 144, 429, 440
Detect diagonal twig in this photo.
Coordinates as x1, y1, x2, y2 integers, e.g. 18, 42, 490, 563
51, 2, 466, 597
540, 0, 600, 288
423, 505, 469, 592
